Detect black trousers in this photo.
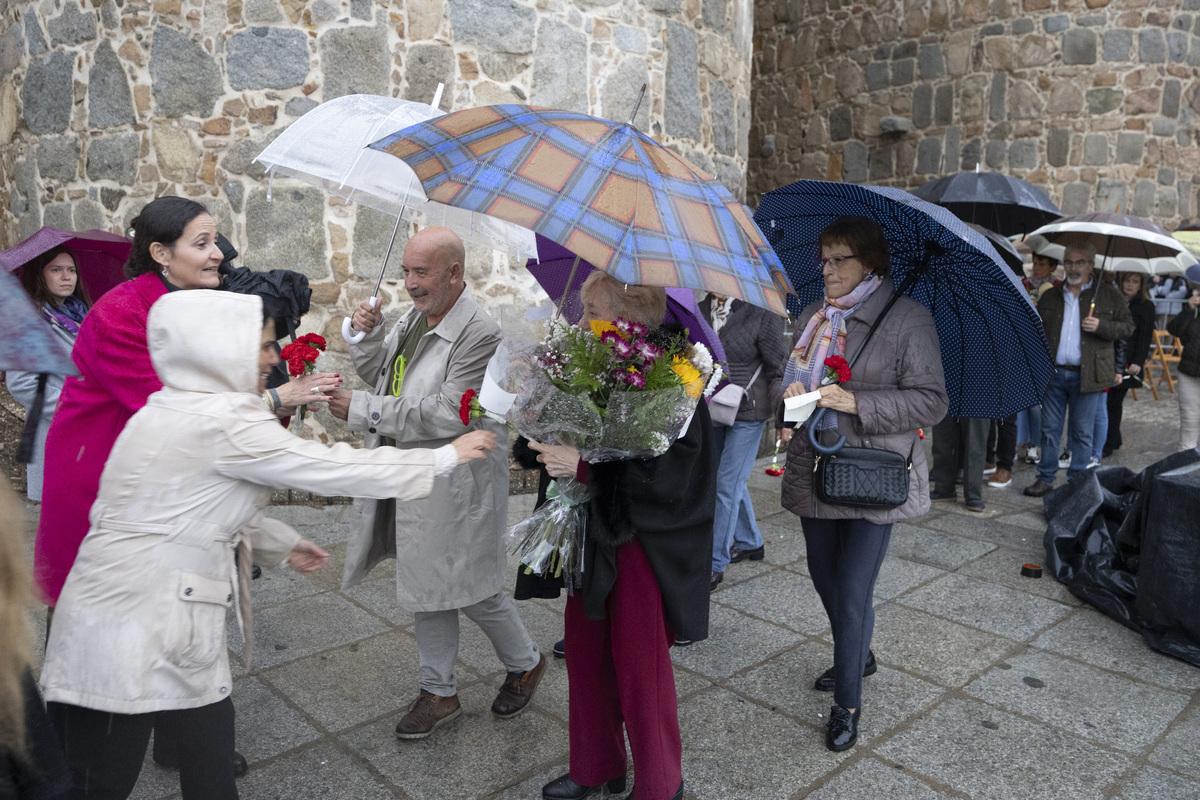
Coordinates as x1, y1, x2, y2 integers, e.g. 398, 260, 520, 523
800, 516, 893, 709
931, 416, 989, 502
985, 415, 1018, 471
46, 698, 238, 800
1106, 383, 1132, 451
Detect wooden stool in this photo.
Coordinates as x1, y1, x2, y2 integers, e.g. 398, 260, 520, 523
1151, 330, 1181, 395
1130, 360, 1158, 401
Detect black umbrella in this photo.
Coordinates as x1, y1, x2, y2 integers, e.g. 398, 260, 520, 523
216, 234, 311, 340
911, 172, 1061, 237
966, 223, 1023, 277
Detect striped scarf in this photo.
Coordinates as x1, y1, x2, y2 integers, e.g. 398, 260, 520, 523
782, 274, 882, 428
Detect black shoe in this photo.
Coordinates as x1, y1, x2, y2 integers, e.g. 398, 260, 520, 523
155, 749, 248, 778
710, 571, 723, 591
251, 565, 262, 580
542, 773, 627, 800
813, 651, 877, 692
826, 705, 860, 751
929, 490, 956, 502
729, 545, 764, 563
552, 638, 565, 659
624, 782, 683, 800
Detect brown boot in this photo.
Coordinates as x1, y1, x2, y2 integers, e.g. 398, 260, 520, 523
491, 652, 547, 718
394, 690, 461, 740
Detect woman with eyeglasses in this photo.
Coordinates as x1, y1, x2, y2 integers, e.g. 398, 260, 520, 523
778, 216, 947, 752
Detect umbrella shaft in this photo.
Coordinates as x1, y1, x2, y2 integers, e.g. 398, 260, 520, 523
372, 212, 406, 298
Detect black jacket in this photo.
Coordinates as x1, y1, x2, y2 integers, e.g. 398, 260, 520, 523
1121, 297, 1157, 371
698, 296, 787, 423
1167, 305, 1200, 378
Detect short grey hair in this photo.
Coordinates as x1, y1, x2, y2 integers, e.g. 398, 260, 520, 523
1063, 242, 1097, 263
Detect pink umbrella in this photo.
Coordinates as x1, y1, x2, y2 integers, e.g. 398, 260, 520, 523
0, 226, 132, 302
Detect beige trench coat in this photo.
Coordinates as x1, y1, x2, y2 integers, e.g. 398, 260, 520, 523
40, 291, 439, 714
342, 286, 510, 612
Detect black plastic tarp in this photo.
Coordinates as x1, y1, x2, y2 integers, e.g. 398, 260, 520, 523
1043, 450, 1200, 667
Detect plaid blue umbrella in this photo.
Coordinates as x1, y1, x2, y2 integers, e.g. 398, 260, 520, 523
755, 180, 1053, 419
368, 104, 790, 315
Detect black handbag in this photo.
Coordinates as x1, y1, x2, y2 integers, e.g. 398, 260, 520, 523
807, 288, 912, 510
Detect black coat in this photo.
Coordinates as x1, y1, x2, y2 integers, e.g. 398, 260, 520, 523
511, 437, 561, 601
1121, 297, 1157, 371
583, 400, 716, 642
0, 671, 69, 800
698, 296, 787, 423
1168, 305, 1200, 378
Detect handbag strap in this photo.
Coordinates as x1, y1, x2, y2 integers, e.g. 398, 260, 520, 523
742, 363, 763, 392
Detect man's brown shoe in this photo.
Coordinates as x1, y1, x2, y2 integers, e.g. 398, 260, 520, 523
395, 690, 461, 740
1023, 480, 1054, 498
492, 652, 547, 718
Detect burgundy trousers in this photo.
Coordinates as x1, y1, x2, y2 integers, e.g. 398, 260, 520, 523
564, 540, 682, 800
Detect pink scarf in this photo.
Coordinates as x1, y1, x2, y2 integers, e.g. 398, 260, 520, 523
784, 273, 883, 393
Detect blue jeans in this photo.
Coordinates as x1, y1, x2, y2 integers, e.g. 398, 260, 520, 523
1017, 405, 1042, 447
1092, 393, 1108, 461
1037, 369, 1102, 485
711, 420, 767, 573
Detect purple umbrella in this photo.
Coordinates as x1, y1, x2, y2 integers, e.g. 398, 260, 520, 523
0, 226, 132, 302
526, 235, 727, 365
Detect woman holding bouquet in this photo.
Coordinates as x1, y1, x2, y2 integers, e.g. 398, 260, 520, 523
531, 271, 715, 800
779, 216, 947, 752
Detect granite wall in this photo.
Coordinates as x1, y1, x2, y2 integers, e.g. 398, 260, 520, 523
748, 0, 1200, 230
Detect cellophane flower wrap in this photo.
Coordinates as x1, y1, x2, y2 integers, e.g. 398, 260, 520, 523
496, 317, 721, 589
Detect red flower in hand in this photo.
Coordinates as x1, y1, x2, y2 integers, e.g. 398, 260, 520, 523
823, 355, 852, 384
459, 389, 481, 426
296, 333, 327, 350
280, 342, 322, 378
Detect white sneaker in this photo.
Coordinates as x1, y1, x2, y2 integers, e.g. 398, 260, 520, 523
1086, 458, 1101, 469
1058, 451, 1071, 470
1025, 446, 1041, 464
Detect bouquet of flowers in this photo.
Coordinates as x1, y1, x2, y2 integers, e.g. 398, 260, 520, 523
279, 333, 326, 423
492, 317, 721, 588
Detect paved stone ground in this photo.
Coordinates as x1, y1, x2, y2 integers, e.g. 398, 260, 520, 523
23, 389, 1200, 800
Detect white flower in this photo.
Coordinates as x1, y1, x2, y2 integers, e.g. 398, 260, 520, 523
703, 364, 724, 398
690, 342, 713, 374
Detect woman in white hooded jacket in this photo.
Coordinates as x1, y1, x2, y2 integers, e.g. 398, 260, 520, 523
39, 290, 494, 800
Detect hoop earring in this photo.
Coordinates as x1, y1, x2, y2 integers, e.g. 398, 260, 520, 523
161, 268, 168, 278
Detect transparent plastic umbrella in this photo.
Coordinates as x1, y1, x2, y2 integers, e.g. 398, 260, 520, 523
253, 92, 537, 342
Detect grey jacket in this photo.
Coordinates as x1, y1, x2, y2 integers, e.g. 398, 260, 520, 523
341, 286, 510, 612
780, 280, 949, 524
699, 296, 787, 423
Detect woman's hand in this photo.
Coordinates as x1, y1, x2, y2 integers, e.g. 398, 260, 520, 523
1126, 363, 1141, 376
782, 381, 811, 399
288, 539, 330, 572
777, 426, 793, 444
816, 383, 858, 415
451, 430, 497, 464
527, 441, 581, 479
275, 372, 342, 410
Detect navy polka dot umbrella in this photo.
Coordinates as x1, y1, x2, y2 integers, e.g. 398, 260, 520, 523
755, 180, 1053, 419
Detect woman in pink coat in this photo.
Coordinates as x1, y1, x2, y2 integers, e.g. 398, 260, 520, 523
34, 197, 335, 607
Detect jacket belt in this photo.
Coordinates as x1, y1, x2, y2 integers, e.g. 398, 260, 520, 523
1055, 364, 1081, 372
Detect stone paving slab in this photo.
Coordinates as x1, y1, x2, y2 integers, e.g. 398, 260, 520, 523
898, 572, 1073, 640
803, 756, 958, 800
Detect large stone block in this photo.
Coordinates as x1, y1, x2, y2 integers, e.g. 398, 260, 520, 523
712, 155, 744, 199
984, 139, 1006, 169
1095, 179, 1127, 213
915, 136, 943, 174
702, 0, 726, 31
73, 199, 106, 231
352, 206, 408, 280
1047, 127, 1069, 167
36, 135, 81, 182
1043, 14, 1069, 33
890, 58, 914, 86
664, 21, 700, 139
86, 133, 140, 183
1132, 179, 1156, 216
1009, 80, 1044, 119
24, 8, 47, 55
1062, 28, 1097, 65
152, 125, 199, 182
868, 145, 893, 180
1083, 133, 1108, 165
912, 84, 933, 128
532, 19, 587, 113
1139, 29, 1166, 62
1086, 88, 1123, 114
1159, 166, 1176, 186
244, 187, 329, 278
1061, 182, 1091, 214
447, 0, 535, 54
1016, 34, 1053, 67
406, 0, 443, 39
615, 26, 647, 53
285, 96, 318, 117
88, 40, 135, 129
1178, 179, 1192, 218
737, 97, 750, 161
245, 0, 282, 21
934, 85, 954, 126
0, 22, 22, 75
989, 73, 1006, 121
1008, 138, 1039, 170
960, 137, 982, 170
944, 125, 962, 170
829, 105, 852, 141
1115, 132, 1144, 164
1103, 29, 1133, 61
47, 2, 97, 46
43, 203, 74, 231
1164, 79, 1181, 117
319, 23, 388, 101
1156, 186, 1178, 217
149, 26, 222, 117
842, 141, 868, 182
601, 57, 650, 134
1168, 32, 1189, 62
22, 51, 73, 134
227, 27, 310, 90
1047, 80, 1083, 114
918, 44, 945, 79
866, 62, 889, 92
1012, 17, 1034, 35
221, 128, 282, 178
709, 79, 736, 155
404, 42, 454, 109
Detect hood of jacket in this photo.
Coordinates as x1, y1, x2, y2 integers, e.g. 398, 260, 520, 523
148, 289, 263, 394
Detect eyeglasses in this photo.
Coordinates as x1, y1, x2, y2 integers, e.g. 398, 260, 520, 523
819, 254, 859, 269
1062, 259, 1093, 268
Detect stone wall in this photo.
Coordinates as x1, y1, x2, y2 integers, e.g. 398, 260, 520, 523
748, 0, 1200, 230
0, 0, 754, 442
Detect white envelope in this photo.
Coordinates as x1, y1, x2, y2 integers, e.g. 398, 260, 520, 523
783, 390, 823, 424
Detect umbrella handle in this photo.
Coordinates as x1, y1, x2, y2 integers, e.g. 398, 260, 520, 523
341, 296, 378, 345
806, 407, 847, 455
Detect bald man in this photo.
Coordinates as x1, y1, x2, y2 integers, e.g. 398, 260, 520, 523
330, 227, 544, 739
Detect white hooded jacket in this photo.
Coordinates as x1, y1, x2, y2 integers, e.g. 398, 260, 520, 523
41, 290, 441, 714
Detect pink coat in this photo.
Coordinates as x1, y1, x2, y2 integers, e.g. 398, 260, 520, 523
34, 274, 168, 604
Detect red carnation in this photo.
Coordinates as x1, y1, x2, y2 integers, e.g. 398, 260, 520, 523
459, 389, 479, 426
823, 355, 852, 384
296, 333, 327, 349
280, 342, 322, 378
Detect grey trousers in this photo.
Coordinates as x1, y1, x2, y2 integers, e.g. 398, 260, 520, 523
413, 591, 540, 696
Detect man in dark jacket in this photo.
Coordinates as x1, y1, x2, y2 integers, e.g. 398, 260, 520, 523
1025, 244, 1135, 497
